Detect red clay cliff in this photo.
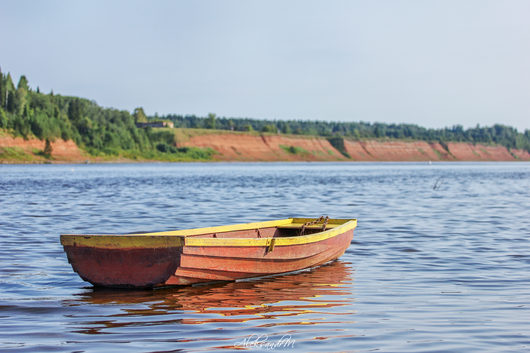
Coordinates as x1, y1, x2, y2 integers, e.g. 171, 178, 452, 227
1, 131, 529, 163
181, 132, 530, 162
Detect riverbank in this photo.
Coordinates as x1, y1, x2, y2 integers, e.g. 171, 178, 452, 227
1, 129, 529, 163
177, 129, 530, 162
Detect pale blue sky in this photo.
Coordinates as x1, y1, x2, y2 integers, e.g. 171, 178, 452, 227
1, 0, 529, 131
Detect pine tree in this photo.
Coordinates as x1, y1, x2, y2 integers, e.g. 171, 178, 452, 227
0, 67, 4, 109
15, 75, 29, 116
5, 73, 15, 112
17, 75, 29, 91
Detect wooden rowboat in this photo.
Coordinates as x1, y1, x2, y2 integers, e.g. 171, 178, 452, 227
60, 217, 357, 288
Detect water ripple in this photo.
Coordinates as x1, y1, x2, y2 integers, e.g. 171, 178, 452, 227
0, 162, 529, 352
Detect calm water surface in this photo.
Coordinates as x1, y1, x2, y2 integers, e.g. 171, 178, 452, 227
0, 162, 529, 352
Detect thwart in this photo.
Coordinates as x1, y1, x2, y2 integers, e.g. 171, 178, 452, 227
60, 217, 357, 288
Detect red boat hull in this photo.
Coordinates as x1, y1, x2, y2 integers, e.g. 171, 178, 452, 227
166, 229, 353, 285
61, 218, 357, 288
63, 246, 182, 288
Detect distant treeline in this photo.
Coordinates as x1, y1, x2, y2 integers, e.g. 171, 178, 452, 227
162, 114, 530, 152
0, 69, 213, 160
1, 68, 529, 156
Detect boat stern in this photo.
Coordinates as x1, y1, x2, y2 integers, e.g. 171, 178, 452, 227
60, 234, 184, 288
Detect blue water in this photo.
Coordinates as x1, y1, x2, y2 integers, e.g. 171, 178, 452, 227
0, 162, 529, 352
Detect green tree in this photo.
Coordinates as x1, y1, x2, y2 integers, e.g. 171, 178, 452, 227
0, 109, 7, 128
5, 73, 15, 112
0, 67, 4, 109
17, 75, 29, 91
12, 115, 31, 138
206, 113, 216, 129
67, 98, 86, 123
278, 121, 291, 134
15, 75, 29, 116
261, 124, 277, 133
133, 107, 147, 123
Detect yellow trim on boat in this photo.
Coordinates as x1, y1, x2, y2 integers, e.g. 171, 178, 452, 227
141, 218, 293, 236
60, 218, 357, 249
60, 234, 184, 249
184, 219, 356, 247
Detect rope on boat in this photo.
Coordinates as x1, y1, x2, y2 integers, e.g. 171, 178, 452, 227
299, 216, 329, 236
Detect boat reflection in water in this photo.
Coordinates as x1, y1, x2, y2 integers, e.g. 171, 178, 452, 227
65, 260, 356, 348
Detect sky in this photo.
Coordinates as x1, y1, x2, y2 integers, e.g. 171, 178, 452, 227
1, 0, 529, 132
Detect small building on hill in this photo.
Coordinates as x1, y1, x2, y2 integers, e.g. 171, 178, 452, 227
135, 121, 174, 129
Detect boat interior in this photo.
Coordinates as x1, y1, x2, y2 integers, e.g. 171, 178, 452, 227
189, 217, 340, 239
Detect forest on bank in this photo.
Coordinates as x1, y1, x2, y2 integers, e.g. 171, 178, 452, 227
162, 114, 530, 152
0, 69, 213, 160
1, 69, 529, 159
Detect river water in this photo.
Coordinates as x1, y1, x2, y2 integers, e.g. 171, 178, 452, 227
0, 162, 529, 352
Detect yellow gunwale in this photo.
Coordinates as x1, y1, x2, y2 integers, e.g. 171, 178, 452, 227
60, 218, 357, 249
60, 234, 185, 249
